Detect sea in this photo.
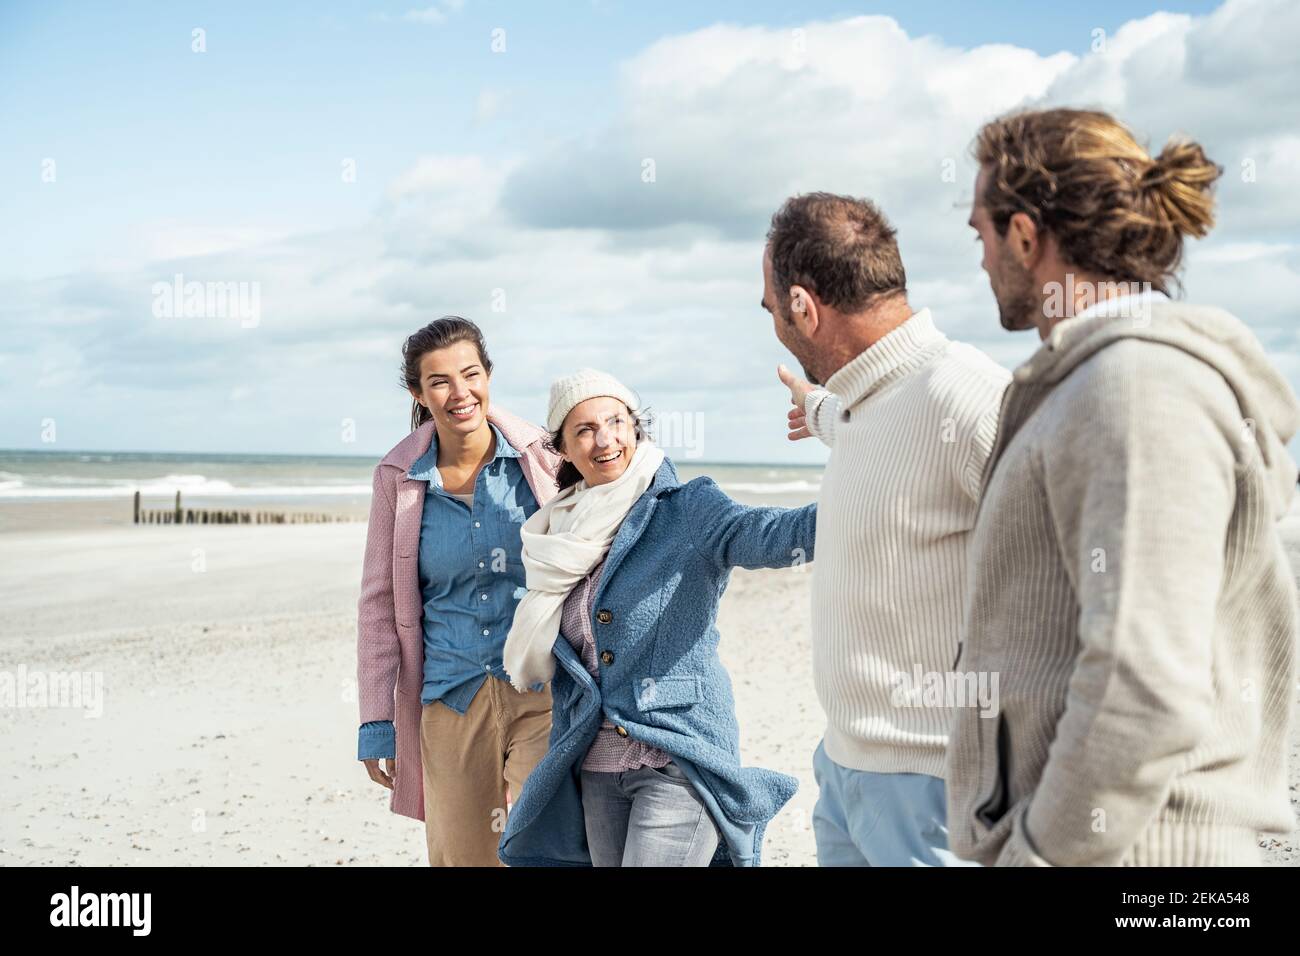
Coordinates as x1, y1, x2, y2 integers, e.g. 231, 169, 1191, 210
0, 449, 823, 512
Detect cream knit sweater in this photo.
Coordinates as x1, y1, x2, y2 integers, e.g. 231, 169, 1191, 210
803, 308, 1010, 777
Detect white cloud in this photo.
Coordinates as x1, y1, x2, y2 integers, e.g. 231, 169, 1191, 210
402, 7, 446, 26
376, 2, 466, 26
135, 223, 302, 264
473, 88, 508, 125
501, 17, 1077, 237
6, 0, 1299, 460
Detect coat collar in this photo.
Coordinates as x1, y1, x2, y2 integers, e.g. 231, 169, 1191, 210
592, 456, 681, 606
643, 454, 682, 497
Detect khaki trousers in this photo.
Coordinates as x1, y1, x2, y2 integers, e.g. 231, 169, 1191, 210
419, 676, 552, 866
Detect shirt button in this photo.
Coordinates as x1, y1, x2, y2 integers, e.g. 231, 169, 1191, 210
474, 521, 481, 528
478, 561, 485, 568
482, 629, 489, 636
480, 594, 488, 601
596, 609, 613, 625
600, 650, 614, 665
615, 726, 629, 737
484, 665, 491, 673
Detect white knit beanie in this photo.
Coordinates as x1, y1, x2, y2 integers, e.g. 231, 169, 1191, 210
546, 369, 642, 433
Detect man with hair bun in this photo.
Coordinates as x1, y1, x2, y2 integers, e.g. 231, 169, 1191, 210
948, 107, 1300, 866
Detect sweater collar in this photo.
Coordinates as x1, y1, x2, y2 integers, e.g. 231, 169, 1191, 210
824, 307, 946, 409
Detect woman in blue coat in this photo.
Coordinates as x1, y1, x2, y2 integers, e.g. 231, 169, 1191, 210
500, 369, 816, 866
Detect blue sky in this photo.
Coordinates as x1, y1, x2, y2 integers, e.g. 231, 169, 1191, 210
2, 0, 1296, 462
0, 0, 1226, 282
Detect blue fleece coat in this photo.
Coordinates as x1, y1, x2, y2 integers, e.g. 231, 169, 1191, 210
498, 457, 817, 866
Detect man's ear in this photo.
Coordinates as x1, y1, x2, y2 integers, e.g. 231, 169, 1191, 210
789, 284, 820, 334
1006, 212, 1041, 269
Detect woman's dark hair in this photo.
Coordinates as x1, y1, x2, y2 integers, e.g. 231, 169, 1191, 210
544, 403, 654, 492
401, 316, 494, 431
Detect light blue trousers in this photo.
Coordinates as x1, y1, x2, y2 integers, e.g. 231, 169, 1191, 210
580, 762, 721, 866
812, 737, 980, 867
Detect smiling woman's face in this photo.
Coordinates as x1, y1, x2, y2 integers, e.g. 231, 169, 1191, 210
560, 396, 637, 487
407, 339, 490, 437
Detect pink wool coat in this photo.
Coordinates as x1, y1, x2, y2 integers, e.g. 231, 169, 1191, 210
356, 406, 563, 821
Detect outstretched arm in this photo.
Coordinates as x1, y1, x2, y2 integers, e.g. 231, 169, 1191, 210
686, 477, 815, 571
778, 364, 836, 447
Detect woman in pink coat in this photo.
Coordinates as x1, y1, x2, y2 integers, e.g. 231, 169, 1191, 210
356, 316, 562, 865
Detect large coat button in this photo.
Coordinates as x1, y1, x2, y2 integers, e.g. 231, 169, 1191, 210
600, 650, 614, 665
596, 609, 613, 624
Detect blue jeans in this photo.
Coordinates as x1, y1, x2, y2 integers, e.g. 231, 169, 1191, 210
812, 737, 979, 867
580, 762, 721, 866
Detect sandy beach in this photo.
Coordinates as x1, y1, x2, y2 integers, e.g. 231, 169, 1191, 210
2, 509, 1297, 866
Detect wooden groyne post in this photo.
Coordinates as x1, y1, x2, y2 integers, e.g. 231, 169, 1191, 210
133, 490, 356, 526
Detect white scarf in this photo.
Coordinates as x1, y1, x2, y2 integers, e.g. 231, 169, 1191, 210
503, 440, 666, 691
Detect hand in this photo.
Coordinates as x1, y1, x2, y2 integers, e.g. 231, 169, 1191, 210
777, 363, 815, 441
364, 758, 396, 790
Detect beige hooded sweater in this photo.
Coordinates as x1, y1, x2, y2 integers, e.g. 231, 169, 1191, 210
946, 297, 1300, 866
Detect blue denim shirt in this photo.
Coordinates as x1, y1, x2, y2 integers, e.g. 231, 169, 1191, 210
357, 421, 539, 760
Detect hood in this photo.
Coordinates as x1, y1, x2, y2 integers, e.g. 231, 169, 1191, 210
1014, 298, 1300, 518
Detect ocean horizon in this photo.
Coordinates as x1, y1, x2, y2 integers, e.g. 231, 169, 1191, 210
0, 448, 823, 508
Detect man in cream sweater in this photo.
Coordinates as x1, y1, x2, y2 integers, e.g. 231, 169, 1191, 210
948, 107, 1298, 866
764, 192, 1009, 865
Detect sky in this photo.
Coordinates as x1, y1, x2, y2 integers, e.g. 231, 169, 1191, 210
2, 0, 1297, 463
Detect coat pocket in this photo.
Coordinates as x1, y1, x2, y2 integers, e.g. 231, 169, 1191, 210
634, 675, 702, 712
973, 713, 1010, 830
